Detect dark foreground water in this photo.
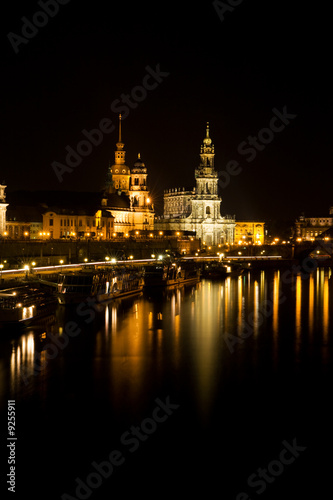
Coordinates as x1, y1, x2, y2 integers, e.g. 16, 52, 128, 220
1, 266, 333, 499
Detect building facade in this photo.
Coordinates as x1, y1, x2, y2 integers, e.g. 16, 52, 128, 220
0, 184, 8, 236
294, 208, 333, 241
157, 123, 235, 246
42, 209, 114, 239
235, 221, 265, 245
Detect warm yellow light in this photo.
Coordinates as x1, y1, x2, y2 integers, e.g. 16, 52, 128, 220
129, 255, 134, 259
31, 262, 36, 266
24, 265, 29, 271
125, 233, 129, 237
159, 231, 163, 235
135, 231, 139, 235
151, 254, 155, 258
147, 198, 150, 204
59, 260, 64, 265
113, 233, 116, 237
87, 233, 90, 237
3, 232, 8, 236
105, 256, 110, 261
149, 233, 153, 237
84, 258, 88, 262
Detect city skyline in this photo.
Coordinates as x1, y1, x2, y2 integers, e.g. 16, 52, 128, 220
1, 0, 332, 222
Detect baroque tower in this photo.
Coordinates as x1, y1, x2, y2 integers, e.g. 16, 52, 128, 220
129, 154, 151, 208
191, 122, 221, 222
108, 114, 130, 194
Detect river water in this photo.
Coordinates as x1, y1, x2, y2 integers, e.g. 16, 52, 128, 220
1, 266, 332, 499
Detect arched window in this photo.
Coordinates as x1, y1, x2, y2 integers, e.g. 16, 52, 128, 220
206, 206, 211, 215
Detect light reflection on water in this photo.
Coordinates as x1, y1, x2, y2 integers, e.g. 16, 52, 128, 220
3, 267, 333, 408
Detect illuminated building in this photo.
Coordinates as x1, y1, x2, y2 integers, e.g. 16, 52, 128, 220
102, 114, 155, 233
235, 221, 265, 244
5, 203, 42, 240
294, 207, 333, 241
42, 208, 114, 239
156, 123, 235, 245
0, 184, 8, 236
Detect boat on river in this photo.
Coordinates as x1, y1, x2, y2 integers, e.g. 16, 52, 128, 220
143, 262, 200, 288
0, 284, 57, 330
56, 267, 144, 305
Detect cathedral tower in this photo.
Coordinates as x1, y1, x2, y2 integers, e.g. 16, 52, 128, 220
192, 122, 221, 221
129, 154, 151, 208
108, 114, 130, 194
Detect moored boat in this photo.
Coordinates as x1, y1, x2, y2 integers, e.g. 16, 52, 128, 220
143, 262, 200, 288
56, 267, 144, 305
0, 284, 57, 330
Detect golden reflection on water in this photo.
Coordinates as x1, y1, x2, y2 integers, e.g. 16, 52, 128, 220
4, 268, 332, 408
295, 274, 302, 337
272, 270, 280, 336
309, 273, 314, 336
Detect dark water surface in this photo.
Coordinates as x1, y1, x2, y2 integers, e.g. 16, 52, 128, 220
1, 267, 333, 499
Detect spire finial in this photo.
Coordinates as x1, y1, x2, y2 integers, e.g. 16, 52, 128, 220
206, 121, 210, 137
138, 153, 141, 159
118, 113, 122, 143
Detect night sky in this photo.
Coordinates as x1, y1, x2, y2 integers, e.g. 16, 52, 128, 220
1, 0, 332, 221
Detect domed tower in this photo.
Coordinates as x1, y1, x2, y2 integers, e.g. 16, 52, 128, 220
108, 114, 130, 194
129, 153, 151, 208
194, 122, 219, 197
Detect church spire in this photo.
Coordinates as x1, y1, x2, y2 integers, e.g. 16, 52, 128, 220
116, 113, 124, 151
206, 121, 210, 139
118, 113, 122, 143
200, 121, 215, 167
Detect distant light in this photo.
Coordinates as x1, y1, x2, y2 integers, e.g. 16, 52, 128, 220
129, 255, 134, 260
105, 256, 110, 261
111, 258, 117, 264
151, 254, 155, 258
158, 255, 163, 260
24, 265, 29, 271
147, 198, 150, 204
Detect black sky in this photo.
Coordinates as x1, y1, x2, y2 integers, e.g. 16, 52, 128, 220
1, 0, 332, 220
